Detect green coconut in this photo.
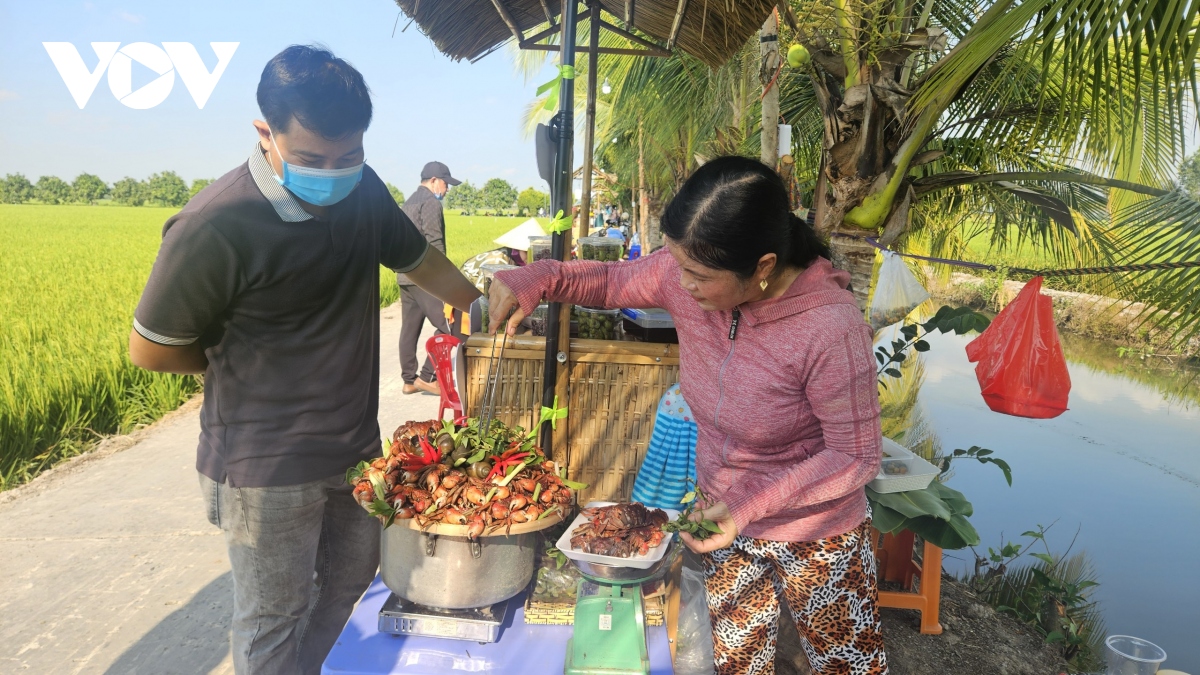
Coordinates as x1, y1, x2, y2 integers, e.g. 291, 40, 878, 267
787, 44, 811, 68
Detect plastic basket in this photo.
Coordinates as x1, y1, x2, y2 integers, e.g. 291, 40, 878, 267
480, 263, 516, 298
868, 438, 940, 493
578, 236, 623, 262
574, 306, 620, 340
529, 236, 553, 263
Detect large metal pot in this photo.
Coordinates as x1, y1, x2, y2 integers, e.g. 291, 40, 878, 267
380, 524, 537, 609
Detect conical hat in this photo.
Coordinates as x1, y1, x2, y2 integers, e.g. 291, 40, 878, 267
493, 219, 547, 250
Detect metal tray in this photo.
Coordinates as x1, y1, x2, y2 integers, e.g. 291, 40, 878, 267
555, 501, 679, 570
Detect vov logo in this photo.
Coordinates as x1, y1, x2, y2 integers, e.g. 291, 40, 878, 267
43, 42, 239, 110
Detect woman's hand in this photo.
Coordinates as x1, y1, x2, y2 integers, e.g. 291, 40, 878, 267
487, 279, 525, 335
678, 501, 738, 554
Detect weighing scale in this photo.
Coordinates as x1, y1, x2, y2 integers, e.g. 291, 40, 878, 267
378, 593, 510, 643
563, 542, 680, 675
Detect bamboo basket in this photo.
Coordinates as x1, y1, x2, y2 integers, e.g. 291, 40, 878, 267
464, 335, 679, 503
523, 594, 664, 626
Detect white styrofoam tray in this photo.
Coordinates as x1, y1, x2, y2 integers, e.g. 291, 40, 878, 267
556, 501, 679, 570
868, 438, 940, 494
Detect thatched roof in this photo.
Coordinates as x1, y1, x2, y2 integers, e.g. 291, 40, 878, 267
393, 0, 777, 67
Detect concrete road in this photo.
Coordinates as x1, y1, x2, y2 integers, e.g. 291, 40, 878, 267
0, 304, 444, 674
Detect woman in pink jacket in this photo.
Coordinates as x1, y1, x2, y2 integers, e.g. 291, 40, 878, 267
490, 156, 887, 675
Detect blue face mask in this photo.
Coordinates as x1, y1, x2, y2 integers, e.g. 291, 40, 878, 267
270, 133, 364, 206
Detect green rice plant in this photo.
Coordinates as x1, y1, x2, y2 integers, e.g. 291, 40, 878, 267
0, 205, 200, 489
1, 205, 538, 489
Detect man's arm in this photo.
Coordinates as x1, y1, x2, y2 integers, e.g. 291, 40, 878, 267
129, 329, 209, 374
404, 246, 481, 313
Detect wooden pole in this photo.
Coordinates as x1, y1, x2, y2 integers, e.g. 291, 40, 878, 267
760, 10, 780, 168
541, 0, 578, 461
578, 1, 600, 239
637, 119, 647, 245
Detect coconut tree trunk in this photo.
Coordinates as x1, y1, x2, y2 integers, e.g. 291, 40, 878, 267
760, 11, 780, 167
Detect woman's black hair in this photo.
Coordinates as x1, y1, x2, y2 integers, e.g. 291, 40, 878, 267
660, 156, 830, 279
257, 45, 372, 139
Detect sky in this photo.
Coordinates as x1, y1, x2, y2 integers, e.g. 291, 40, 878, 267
0, 0, 561, 192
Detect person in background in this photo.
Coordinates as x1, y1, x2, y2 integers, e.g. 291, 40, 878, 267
630, 383, 698, 509
397, 161, 461, 396
129, 45, 480, 675
488, 156, 886, 675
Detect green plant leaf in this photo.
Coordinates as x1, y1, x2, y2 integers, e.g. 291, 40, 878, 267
369, 472, 387, 503
986, 458, 1013, 486
869, 486, 954, 521
900, 513, 980, 549
681, 490, 696, 504
867, 499, 910, 534
1032, 552, 1056, 565
561, 478, 589, 490
928, 481, 974, 517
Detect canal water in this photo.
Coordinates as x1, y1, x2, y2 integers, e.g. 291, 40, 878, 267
878, 323, 1200, 671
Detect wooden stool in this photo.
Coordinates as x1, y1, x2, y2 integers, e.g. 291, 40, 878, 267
873, 528, 943, 635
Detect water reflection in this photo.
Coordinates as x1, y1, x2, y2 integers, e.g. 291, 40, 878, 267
876, 314, 1200, 671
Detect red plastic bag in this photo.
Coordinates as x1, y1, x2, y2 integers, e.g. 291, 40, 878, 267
964, 277, 1071, 418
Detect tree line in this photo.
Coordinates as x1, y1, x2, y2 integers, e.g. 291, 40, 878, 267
0, 171, 551, 216
0, 171, 213, 208
445, 178, 549, 217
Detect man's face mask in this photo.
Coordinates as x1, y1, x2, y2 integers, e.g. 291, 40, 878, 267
269, 130, 364, 206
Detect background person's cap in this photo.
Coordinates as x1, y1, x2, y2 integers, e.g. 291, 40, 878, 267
421, 161, 461, 186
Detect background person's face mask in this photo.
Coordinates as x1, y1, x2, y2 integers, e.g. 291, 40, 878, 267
269, 131, 364, 206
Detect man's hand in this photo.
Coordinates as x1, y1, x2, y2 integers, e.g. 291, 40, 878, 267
679, 501, 739, 554
486, 279, 526, 335
404, 246, 481, 313
129, 329, 208, 374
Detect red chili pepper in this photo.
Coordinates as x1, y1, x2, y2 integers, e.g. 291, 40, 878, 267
418, 436, 440, 464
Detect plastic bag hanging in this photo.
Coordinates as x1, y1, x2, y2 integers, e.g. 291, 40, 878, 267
964, 277, 1071, 418
868, 250, 930, 331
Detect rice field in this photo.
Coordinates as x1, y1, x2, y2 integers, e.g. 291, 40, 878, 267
0, 204, 540, 490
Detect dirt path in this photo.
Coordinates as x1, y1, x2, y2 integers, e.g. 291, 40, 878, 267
0, 305, 443, 674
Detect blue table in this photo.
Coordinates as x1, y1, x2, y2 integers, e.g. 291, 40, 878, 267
323, 576, 675, 674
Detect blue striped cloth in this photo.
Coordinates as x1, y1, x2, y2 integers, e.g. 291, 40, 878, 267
631, 384, 698, 510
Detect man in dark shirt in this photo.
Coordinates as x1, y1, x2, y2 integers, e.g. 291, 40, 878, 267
128, 45, 480, 675
396, 161, 459, 395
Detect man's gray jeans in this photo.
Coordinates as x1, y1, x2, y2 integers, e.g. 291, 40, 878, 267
199, 472, 380, 675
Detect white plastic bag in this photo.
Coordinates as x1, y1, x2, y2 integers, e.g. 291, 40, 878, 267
867, 250, 929, 331
673, 565, 716, 675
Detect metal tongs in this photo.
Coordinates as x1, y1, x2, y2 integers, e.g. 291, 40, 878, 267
478, 328, 509, 440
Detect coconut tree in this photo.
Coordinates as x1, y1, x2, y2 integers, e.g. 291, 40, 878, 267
777, 0, 1199, 326
522, 0, 1200, 342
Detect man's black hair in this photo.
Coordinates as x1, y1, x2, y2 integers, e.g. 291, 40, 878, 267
257, 45, 372, 139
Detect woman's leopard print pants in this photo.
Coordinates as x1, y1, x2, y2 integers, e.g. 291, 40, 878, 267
701, 519, 888, 675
